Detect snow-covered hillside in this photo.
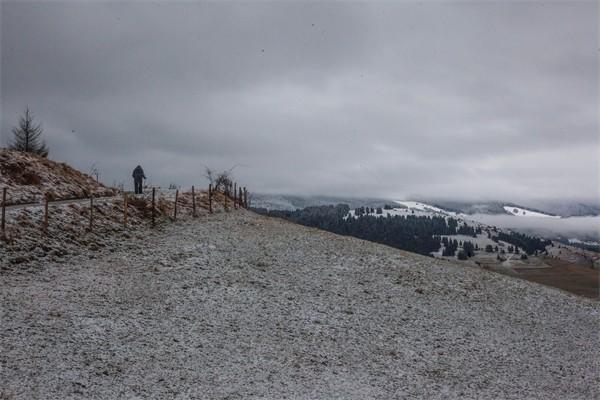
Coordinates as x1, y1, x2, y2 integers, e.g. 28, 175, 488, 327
394, 200, 458, 215
0, 148, 116, 204
503, 205, 560, 218
251, 193, 389, 211
347, 203, 489, 229
1, 211, 598, 399
0, 188, 225, 269
344, 203, 536, 257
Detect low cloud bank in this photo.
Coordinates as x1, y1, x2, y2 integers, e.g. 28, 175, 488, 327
467, 214, 600, 241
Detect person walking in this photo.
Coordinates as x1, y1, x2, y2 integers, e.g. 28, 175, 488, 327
132, 165, 146, 195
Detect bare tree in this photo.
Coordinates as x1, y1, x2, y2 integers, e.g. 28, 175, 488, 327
204, 166, 235, 192
89, 162, 100, 182
9, 106, 49, 157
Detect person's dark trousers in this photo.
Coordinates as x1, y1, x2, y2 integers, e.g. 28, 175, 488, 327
134, 179, 143, 194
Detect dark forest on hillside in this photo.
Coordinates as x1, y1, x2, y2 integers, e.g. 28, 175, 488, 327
254, 205, 551, 257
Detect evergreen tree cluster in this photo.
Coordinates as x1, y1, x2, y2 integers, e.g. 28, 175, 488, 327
441, 237, 458, 256
462, 241, 475, 257
457, 223, 478, 237
442, 237, 476, 259
254, 205, 549, 260
254, 205, 463, 256
494, 231, 550, 255
354, 206, 377, 216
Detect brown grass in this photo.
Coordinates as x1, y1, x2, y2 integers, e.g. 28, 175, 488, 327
513, 258, 599, 299
128, 197, 153, 218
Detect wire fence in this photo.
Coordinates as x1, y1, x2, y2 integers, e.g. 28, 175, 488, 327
0, 183, 250, 239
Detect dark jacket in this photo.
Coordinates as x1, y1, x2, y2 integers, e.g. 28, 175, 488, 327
132, 166, 146, 180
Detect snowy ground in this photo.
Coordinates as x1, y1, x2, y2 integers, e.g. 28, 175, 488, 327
0, 149, 115, 205
0, 188, 225, 271
503, 206, 560, 218
1, 210, 598, 399
394, 201, 459, 216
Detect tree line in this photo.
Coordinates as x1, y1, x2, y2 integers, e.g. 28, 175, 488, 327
493, 231, 551, 255
255, 205, 468, 256
254, 204, 551, 258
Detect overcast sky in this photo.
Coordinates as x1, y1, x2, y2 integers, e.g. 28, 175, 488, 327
1, 1, 597, 202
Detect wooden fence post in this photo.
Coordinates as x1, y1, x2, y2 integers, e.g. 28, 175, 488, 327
123, 193, 128, 227
174, 189, 179, 221
192, 186, 196, 217
1, 188, 6, 236
234, 182, 237, 209
44, 194, 49, 230
239, 187, 243, 209
224, 186, 229, 212
244, 187, 248, 208
89, 194, 94, 231
209, 184, 213, 214
152, 187, 156, 227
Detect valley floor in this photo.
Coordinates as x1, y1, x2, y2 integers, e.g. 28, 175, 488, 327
1, 211, 599, 399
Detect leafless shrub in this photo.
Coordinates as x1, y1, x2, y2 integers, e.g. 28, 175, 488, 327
205, 166, 235, 193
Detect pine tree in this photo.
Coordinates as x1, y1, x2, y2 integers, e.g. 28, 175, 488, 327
9, 107, 49, 157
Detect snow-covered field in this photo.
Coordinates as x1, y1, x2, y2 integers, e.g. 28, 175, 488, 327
392, 200, 561, 220
345, 205, 527, 255
568, 238, 600, 247
394, 201, 458, 216
1, 210, 598, 399
503, 205, 560, 218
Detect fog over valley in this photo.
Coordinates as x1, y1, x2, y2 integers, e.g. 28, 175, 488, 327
466, 214, 600, 242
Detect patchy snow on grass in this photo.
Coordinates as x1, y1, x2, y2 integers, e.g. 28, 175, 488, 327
0, 148, 115, 204
394, 201, 459, 216
1, 211, 598, 399
568, 238, 600, 246
0, 188, 225, 271
503, 205, 560, 218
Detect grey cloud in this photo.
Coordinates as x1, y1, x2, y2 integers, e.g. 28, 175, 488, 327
1, 1, 597, 202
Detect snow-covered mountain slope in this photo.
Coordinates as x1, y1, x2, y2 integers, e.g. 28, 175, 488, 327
516, 201, 600, 217
0, 148, 116, 204
254, 195, 599, 218
251, 193, 389, 211
1, 211, 598, 399
503, 205, 560, 218
394, 200, 458, 215
417, 200, 600, 217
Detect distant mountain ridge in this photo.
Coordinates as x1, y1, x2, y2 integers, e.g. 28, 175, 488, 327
251, 194, 390, 211
428, 199, 600, 217
252, 193, 600, 217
